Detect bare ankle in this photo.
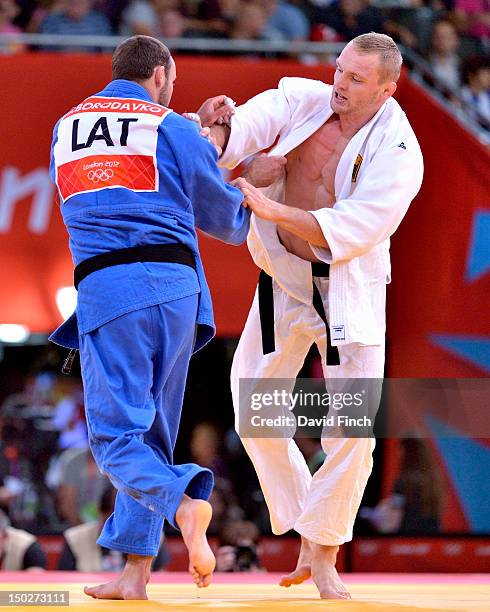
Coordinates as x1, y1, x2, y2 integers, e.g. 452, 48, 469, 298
125, 555, 152, 571
175, 494, 192, 526
313, 543, 339, 562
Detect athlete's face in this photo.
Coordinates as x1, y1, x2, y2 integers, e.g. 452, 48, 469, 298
159, 58, 176, 107
330, 43, 395, 118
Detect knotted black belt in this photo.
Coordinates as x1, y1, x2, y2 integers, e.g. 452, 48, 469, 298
74, 243, 196, 290
258, 262, 340, 366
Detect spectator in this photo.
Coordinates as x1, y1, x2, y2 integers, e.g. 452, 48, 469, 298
55, 447, 109, 526
0, 421, 38, 528
371, 0, 422, 7
313, 0, 418, 48
207, 479, 243, 535
189, 425, 243, 535
261, 0, 311, 41
314, 0, 385, 40
453, 0, 490, 45
393, 438, 444, 533
411, 0, 448, 53
95, 0, 133, 30
360, 438, 444, 535
39, 0, 113, 50
157, 7, 187, 36
223, 428, 272, 534
185, 0, 240, 35
58, 485, 169, 571
120, 0, 181, 36
429, 19, 462, 90
229, 1, 270, 41
0, 0, 25, 53
461, 54, 490, 127
0, 510, 46, 570
23, 0, 66, 33
215, 520, 262, 571
189, 421, 230, 480
51, 381, 88, 451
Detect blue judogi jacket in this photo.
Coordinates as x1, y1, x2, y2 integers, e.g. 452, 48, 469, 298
48, 79, 249, 352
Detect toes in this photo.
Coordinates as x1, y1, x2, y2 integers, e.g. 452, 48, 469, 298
279, 575, 296, 587
191, 571, 212, 589
279, 567, 310, 587
319, 589, 351, 600
83, 586, 98, 599
201, 573, 212, 588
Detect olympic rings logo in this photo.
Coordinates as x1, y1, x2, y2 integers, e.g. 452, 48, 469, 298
87, 169, 114, 183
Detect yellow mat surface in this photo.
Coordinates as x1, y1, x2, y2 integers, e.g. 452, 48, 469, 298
0, 576, 488, 612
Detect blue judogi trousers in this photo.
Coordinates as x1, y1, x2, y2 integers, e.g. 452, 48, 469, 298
78, 294, 213, 556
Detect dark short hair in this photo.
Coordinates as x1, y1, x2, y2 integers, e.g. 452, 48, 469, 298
112, 35, 172, 82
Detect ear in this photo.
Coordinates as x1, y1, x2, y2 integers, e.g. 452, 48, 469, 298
154, 65, 166, 89
384, 81, 397, 99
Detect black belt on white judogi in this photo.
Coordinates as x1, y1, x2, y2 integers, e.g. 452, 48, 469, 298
257, 262, 340, 366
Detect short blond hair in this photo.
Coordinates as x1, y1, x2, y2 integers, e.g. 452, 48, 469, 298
351, 33, 402, 83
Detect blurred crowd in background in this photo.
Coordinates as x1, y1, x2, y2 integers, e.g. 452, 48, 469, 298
0, 0, 488, 129
0, 341, 445, 571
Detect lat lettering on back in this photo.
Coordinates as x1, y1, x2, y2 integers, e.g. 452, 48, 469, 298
72, 117, 138, 151
54, 96, 171, 201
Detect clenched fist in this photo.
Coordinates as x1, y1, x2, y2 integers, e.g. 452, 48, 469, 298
195, 95, 236, 127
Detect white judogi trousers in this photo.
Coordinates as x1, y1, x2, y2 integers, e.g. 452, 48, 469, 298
231, 274, 384, 546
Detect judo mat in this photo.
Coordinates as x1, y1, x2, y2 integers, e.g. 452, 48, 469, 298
0, 572, 488, 611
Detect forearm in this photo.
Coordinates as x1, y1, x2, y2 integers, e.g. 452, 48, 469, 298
209, 124, 230, 154
268, 201, 329, 248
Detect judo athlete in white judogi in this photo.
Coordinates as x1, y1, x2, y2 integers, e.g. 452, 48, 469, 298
199, 33, 424, 598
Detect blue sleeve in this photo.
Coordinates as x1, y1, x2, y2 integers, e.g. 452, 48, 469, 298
162, 118, 250, 245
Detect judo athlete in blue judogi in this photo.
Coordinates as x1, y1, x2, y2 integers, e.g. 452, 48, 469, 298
48, 36, 249, 599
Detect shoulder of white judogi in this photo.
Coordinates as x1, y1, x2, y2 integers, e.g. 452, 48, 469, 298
370, 98, 423, 162
278, 77, 332, 111
219, 77, 332, 169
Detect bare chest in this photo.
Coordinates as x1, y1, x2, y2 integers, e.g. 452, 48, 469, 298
285, 120, 350, 209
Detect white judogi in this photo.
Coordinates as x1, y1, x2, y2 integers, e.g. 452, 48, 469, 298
221, 78, 423, 545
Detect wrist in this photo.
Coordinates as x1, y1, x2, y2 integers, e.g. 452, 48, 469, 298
270, 200, 289, 224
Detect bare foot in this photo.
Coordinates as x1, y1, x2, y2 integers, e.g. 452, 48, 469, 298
311, 544, 351, 599
176, 495, 216, 588
280, 536, 312, 587
84, 554, 152, 600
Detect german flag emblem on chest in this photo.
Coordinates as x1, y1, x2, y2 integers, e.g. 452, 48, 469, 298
351, 154, 363, 183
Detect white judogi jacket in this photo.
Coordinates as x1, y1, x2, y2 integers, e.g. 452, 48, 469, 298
220, 77, 423, 347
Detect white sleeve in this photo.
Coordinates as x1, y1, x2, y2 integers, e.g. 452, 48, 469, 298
219, 78, 293, 169
309, 140, 424, 263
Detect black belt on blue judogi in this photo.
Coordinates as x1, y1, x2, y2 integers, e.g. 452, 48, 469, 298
74, 243, 196, 290
257, 262, 340, 366
62, 243, 197, 376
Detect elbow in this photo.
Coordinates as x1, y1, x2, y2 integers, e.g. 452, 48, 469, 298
225, 226, 249, 246
226, 216, 251, 245
203, 223, 249, 246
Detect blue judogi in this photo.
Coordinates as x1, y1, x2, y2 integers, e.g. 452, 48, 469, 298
49, 80, 249, 555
